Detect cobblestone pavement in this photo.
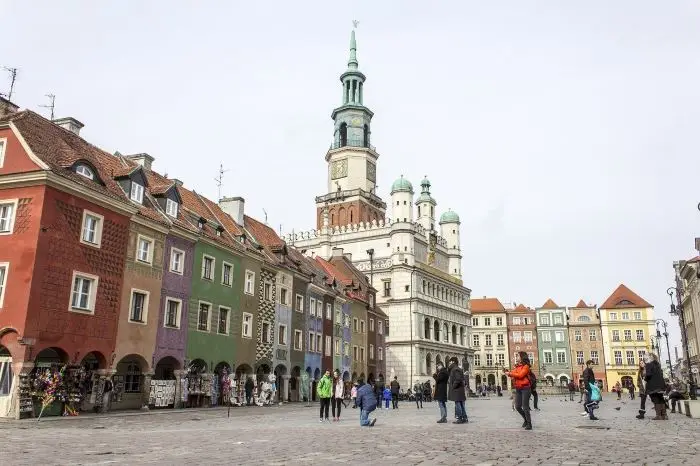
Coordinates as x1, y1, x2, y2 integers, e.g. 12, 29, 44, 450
1, 393, 699, 465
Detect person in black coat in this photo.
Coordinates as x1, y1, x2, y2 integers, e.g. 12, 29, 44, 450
644, 353, 667, 420
447, 357, 468, 424
433, 362, 449, 423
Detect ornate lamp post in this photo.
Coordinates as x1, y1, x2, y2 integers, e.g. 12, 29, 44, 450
654, 319, 673, 376
667, 286, 696, 399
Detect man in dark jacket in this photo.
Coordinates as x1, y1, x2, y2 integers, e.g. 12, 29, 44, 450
582, 360, 598, 420
356, 380, 377, 427
448, 357, 467, 424
433, 362, 449, 423
390, 376, 400, 409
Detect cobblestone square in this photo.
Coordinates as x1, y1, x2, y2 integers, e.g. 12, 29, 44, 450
1, 394, 699, 465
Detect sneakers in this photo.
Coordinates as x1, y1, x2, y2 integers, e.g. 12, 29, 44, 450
369, 418, 376, 427
436, 418, 447, 423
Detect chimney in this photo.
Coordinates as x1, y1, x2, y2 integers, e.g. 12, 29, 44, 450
172, 179, 183, 187
127, 153, 154, 171
53, 117, 84, 136
343, 252, 353, 261
219, 196, 245, 225
332, 247, 344, 258
0, 97, 19, 118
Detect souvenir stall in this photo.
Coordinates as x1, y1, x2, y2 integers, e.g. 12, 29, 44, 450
29, 365, 91, 418
148, 379, 177, 408
184, 361, 211, 408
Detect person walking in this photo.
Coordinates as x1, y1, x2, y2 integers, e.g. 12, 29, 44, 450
331, 370, 344, 421
356, 379, 377, 427
413, 379, 424, 409
635, 360, 647, 419
644, 353, 667, 420
317, 369, 332, 422
245, 377, 255, 406
614, 381, 622, 400
568, 380, 576, 401
504, 351, 532, 430
582, 360, 599, 421
629, 381, 636, 400
351, 382, 358, 409
101, 377, 114, 413
382, 385, 391, 409
390, 376, 400, 409
578, 381, 585, 403
448, 357, 468, 424
433, 362, 449, 423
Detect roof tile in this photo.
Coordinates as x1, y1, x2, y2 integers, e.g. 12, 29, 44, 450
470, 298, 505, 312
540, 298, 559, 309
600, 284, 652, 309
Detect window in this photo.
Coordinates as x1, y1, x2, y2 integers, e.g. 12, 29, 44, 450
264, 282, 272, 301
614, 350, 622, 365
241, 312, 253, 338
485, 334, 492, 346
278, 324, 287, 345
353, 318, 359, 332
486, 354, 493, 366
0, 358, 12, 396
164, 298, 181, 328
496, 317, 503, 326
136, 235, 154, 264
609, 312, 618, 320
576, 351, 584, 365
484, 317, 491, 326
528, 352, 535, 362
472, 334, 480, 347
638, 350, 646, 362
0, 263, 8, 308
360, 346, 365, 362
308, 332, 315, 352
262, 321, 271, 343
244, 270, 255, 295
512, 331, 521, 343
512, 317, 521, 325
280, 288, 288, 306
574, 330, 582, 341
622, 312, 629, 320
369, 318, 375, 332
70, 271, 98, 313
554, 331, 564, 342
383, 280, 391, 297
334, 338, 340, 355
472, 317, 479, 327
524, 331, 533, 343
634, 311, 642, 320
553, 314, 563, 325
336, 308, 342, 324
590, 350, 599, 365
129, 290, 148, 323
170, 248, 184, 274
130, 182, 144, 203
543, 351, 553, 364
124, 362, 142, 393
325, 336, 332, 356
353, 345, 358, 360
294, 330, 303, 350
497, 334, 504, 346
216, 306, 230, 334
0, 138, 6, 168
75, 164, 94, 179
165, 199, 178, 218
199, 255, 215, 280
541, 331, 551, 343
474, 354, 481, 366
385, 319, 389, 335
369, 294, 374, 307
540, 315, 550, 325
316, 334, 322, 354
556, 350, 566, 364
216, 262, 232, 287
316, 300, 322, 317
624, 329, 632, 341
309, 298, 316, 317
360, 320, 365, 333
589, 329, 597, 341
326, 303, 332, 320
612, 330, 620, 342
197, 302, 210, 331
626, 350, 635, 365
80, 211, 103, 247
344, 343, 350, 357
378, 347, 383, 361
0, 200, 18, 234
295, 294, 304, 312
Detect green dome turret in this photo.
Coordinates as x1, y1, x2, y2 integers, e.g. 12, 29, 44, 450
439, 209, 460, 224
390, 175, 413, 194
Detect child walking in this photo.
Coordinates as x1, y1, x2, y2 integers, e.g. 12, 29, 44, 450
382, 385, 391, 409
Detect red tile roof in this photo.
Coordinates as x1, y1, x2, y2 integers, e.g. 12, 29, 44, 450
600, 284, 652, 309
573, 299, 595, 308
470, 298, 505, 312
540, 298, 559, 309
513, 304, 533, 312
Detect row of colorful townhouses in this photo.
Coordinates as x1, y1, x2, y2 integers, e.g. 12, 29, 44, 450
0, 97, 387, 418
469, 284, 656, 392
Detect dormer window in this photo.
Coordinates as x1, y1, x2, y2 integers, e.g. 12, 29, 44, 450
198, 221, 204, 229
76, 164, 94, 180
130, 182, 144, 203
216, 229, 222, 237
165, 199, 178, 218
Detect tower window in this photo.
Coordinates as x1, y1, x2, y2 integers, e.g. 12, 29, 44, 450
339, 123, 348, 147
363, 124, 369, 147
350, 211, 353, 222
403, 201, 407, 205
431, 206, 434, 217
418, 206, 421, 216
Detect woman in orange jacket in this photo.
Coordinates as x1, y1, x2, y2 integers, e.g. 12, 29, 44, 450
503, 351, 533, 430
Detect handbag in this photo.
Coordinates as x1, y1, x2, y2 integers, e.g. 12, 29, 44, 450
589, 382, 601, 402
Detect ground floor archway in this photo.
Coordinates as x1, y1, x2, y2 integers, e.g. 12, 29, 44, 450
475, 375, 482, 386
0, 345, 13, 417
501, 375, 508, 390
154, 356, 180, 380
112, 354, 150, 411
487, 374, 496, 386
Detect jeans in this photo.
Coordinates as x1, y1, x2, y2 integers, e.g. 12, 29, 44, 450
569, 391, 575, 401
360, 409, 370, 426
531, 390, 539, 409
245, 391, 252, 406
437, 400, 447, 419
319, 397, 330, 419
515, 387, 532, 426
332, 397, 342, 418
415, 394, 423, 408
639, 392, 647, 411
392, 393, 398, 409
455, 400, 466, 419
384, 399, 390, 408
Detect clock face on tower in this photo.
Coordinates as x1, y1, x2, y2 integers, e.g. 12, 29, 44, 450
331, 159, 348, 179
366, 160, 376, 182
351, 117, 362, 126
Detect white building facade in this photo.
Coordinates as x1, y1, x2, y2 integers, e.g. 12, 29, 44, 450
285, 29, 474, 388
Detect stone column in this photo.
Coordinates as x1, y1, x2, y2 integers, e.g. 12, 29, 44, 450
281, 375, 290, 402
10, 361, 34, 420
141, 371, 154, 411
173, 370, 186, 409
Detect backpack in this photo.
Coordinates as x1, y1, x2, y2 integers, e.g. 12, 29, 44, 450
527, 370, 537, 389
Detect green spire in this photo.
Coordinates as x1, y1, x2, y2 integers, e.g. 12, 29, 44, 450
348, 29, 358, 70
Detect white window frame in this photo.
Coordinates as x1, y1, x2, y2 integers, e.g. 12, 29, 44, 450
343, 343, 350, 357
69, 271, 99, 314
634, 311, 642, 320
369, 344, 375, 360
264, 281, 272, 301
543, 350, 553, 364
325, 335, 331, 356
242, 312, 253, 338
295, 294, 304, 313
294, 329, 303, 350
524, 331, 532, 343
136, 234, 154, 264
541, 331, 551, 343
76, 164, 94, 180
334, 338, 340, 355
217, 305, 231, 335
279, 287, 289, 306
512, 331, 522, 343
0, 199, 18, 235
326, 303, 332, 320
360, 320, 365, 333
165, 198, 178, 218
278, 324, 288, 345
169, 248, 185, 275
201, 254, 215, 281
589, 329, 597, 341
80, 210, 103, 248
556, 349, 567, 364
378, 347, 383, 361
590, 350, 599, 365
163, 297, 182, 329
0, 262, 8, 308
377, 320, 383, 335
309, 298, 316, 317
244, 270, 255, 295
221, 261, 233, 287
369, 318, 375, 332
309, 332, 316, 352
262, 320, 272, 344
316, 334, 322, 353
128, 288, 149, 324
554, 331, 564, 343
130, 182, 144, 203
0, 137, 6, 168
197, 301, 212, 332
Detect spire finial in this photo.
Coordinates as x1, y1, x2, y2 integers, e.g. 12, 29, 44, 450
348, 20, 359, 70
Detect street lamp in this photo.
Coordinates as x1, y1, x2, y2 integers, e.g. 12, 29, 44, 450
655, 319, 673, 376
667, 286, 697, 399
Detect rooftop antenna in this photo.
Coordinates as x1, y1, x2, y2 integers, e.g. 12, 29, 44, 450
1, 66, 18, 101
262, 208, 268, 225
214, 163, 229, 201
39, 93, 56, 120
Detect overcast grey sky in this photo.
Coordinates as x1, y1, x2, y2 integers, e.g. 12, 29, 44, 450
3, 1, 699, 355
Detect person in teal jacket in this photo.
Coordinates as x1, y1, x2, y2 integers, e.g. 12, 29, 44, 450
382, 386, 392, 409
317, 370, 332, 422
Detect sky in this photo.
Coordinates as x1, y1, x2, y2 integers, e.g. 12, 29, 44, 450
2, 1, 699, 358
